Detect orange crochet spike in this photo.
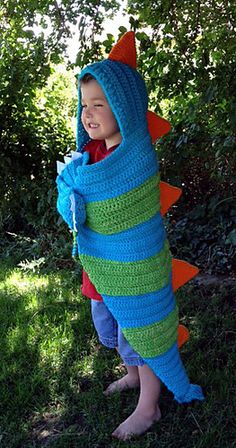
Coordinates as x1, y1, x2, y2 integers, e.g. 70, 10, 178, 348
108, 31, 137, 69
178, 325, 189, 348
172, 259, 199, 292
147, 110, 171, 143
160, 181, 182, 216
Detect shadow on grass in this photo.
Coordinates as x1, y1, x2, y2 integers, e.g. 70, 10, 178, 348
26, 282, 236, 448
0, 288, 51, 447
0, 258, 118, 447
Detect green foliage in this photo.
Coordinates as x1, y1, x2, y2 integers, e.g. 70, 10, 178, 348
0, 63, 76, 233
0, 0, 120, 236
125, 0, 236, 201
166, 195, 236, 275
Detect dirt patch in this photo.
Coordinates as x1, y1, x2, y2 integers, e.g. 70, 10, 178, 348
29, 411, 85, 446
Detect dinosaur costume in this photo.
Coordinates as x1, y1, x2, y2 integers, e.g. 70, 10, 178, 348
56, 32, 204, 403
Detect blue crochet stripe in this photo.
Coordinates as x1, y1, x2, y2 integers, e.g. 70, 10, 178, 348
73, 133, 159, 203
102, 280, 175, 327
77, 212, 166, 262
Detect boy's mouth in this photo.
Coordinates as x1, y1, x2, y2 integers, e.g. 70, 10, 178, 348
88, 123, 99, 129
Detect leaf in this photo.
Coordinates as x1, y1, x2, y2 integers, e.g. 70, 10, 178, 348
136, 31, 149, 41
106, 33, 115, 42
118, 26, 127, 34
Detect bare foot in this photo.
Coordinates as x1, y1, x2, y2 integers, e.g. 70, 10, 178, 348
104, 373, 140, 396
112, 405, 161, 440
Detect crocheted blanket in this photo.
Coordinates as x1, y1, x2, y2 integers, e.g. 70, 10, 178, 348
56, 32, 204, 403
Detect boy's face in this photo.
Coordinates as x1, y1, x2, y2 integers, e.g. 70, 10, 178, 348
81, 79, 121, 149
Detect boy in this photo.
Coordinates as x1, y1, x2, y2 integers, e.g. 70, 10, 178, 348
80, 73, 162, 440
56, 31, 204, 441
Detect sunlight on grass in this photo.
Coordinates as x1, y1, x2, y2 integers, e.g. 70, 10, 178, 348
2, 270, 49, 293
78, 355, 96, 377
0, 268, 80, 311
38, 321, 74, 364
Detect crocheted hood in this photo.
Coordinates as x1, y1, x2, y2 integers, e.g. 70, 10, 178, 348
76, 59, 149, 151
56, 32, 204, 404
76, 32, 170, 154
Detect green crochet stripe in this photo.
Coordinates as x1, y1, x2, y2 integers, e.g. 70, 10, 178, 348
86, 174, 160, 234
80, 240, 171, 296
122, 306, 179, 358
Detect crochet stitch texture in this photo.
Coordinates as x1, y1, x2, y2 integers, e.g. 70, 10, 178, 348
56, 32, 204, 403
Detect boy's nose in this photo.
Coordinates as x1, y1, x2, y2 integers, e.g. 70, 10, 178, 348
84, 106, 92, 117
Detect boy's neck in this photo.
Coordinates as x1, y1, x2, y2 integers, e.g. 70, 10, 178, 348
105, 132, 122, 150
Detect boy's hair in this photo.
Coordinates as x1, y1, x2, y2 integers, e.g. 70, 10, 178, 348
80, 73, 95, 84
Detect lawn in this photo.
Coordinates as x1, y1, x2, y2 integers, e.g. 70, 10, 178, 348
0, 258, 235, 448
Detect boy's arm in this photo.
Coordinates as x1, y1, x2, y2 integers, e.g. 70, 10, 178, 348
56, 152, 89, 230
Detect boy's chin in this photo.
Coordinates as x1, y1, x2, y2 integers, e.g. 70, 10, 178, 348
87, 129, 102, 139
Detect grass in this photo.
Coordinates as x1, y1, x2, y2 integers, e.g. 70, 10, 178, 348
0, 257, 235, 448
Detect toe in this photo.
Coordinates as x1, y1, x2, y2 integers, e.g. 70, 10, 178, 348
112, 427, 131, 441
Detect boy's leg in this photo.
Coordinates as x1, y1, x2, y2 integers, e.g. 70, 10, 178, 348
104, 326, 142, 395
104, 360, 140, 395
91, 302, 161, 438
91, 301, 140, 393
112, 364, 161, 440
91, 299, 118, 349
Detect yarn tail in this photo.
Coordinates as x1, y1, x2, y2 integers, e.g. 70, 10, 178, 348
72, 230, 79, 258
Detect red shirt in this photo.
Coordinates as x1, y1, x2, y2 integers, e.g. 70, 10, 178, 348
81, 140, 118, 301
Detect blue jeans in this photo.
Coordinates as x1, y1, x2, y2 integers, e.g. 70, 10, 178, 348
91, 300, 145, 366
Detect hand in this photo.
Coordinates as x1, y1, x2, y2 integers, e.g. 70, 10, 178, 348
59, 151, 89, 189
56, 166, 86, 230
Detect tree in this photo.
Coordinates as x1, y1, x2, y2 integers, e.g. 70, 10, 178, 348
0, 0, 120, 232
125, 0, 236, 205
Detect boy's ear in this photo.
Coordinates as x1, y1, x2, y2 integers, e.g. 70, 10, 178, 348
108, 31, 137, 69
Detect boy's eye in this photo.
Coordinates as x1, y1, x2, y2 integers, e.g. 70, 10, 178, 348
94, 104, 103, 107
81, 104, 87, 109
